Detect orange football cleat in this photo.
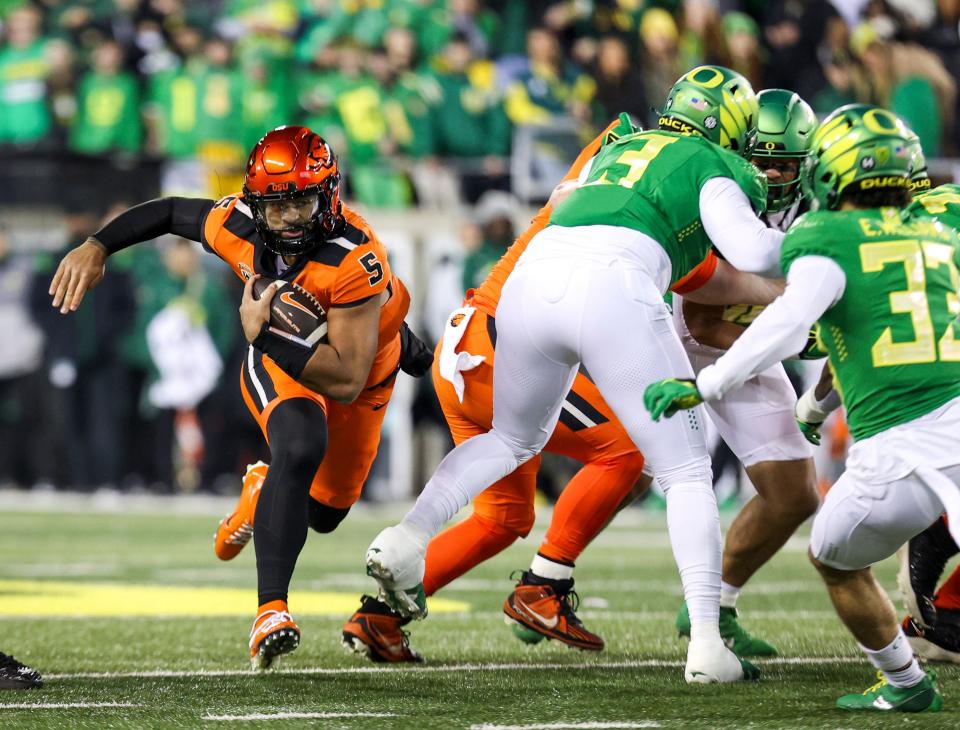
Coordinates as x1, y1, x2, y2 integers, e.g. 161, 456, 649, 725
503, 571, 604, 651
214, 461, 268, 561
249, 600, 300, 670
342, 595, 424, 663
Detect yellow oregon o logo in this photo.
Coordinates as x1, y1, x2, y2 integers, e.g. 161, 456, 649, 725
686, 67, 724, 89
862, 108, 900, 135
764, 141, 776, 150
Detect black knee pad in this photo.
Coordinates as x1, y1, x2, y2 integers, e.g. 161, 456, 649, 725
308, 500, 351, 533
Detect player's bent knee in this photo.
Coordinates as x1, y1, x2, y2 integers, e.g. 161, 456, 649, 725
308, 500, 351, 533
655, 456, 712, 492
472, 507, 533, 539
808, 547, 863, 584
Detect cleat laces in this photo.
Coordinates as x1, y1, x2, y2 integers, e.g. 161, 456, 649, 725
863, 671, 888, 696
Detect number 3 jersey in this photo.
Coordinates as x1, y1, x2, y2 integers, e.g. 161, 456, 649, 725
549, 130, 768, 286
781, 206, 960, 440
201, 195, 410, 385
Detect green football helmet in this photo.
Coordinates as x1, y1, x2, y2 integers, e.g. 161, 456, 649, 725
659, 65, 759, 157
904, 128, 931, 194
751, 89, 818, 212
802, 104, 913, 211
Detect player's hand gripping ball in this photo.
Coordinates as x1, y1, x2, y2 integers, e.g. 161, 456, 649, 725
244, 276, 328, 346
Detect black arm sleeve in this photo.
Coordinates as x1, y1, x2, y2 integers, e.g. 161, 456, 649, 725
92, 197, 216, 254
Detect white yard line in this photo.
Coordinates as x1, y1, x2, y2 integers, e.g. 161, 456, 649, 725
46, 656, 866, 681
0, 702, 134, 710
203, 711, 395, 721
471, 723, 660, 730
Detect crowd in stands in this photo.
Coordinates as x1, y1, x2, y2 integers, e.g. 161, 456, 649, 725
1, 0, 958, 495
1, 0, 959, 208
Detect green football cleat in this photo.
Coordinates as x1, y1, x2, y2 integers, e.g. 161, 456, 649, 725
676, 601, 778, 657
836, 671, 943, 712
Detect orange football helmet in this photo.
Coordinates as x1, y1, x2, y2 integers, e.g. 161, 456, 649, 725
243, 125, 342, 256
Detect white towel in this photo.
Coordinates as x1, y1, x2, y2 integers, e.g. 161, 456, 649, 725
437, 306, 486, 403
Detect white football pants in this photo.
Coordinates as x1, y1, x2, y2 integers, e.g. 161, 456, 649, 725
406, 226, 722, 629
811, 395, 960, 570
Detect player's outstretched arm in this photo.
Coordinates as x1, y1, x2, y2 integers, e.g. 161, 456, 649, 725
50, 197, 215, 315
696, 256, 843, 402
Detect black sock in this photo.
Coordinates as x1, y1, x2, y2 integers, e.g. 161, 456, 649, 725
255, 399, 328, 605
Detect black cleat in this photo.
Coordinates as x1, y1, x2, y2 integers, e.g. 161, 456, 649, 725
903, 614, 960, 664
898, 517, 960, 628
0, 653, 42, 689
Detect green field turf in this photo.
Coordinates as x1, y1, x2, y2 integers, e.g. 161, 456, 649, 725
0, 493, 958, 729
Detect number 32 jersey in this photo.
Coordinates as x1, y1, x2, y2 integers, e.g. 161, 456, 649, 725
549, 130, 767, 286
781, 207, 960, 440
202, 195, 410, 382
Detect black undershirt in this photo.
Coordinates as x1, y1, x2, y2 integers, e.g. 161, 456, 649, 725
92, 197, 215, 254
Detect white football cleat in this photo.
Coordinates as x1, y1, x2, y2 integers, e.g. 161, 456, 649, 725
685, 637, 760, 684
365, 523, 429, 620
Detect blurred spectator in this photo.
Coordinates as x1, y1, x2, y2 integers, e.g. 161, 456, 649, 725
678, 0, 728, 69
461, 190, 518, 292
639, 8, 684, 121
30, 208, 137, 491
240, 53, 296, 151
369, 37, 443, 207
851, 19, 957, 154
121, 237, 236, 491
45, 37, 77, 143
504, 26, 596, 126
721, 11, 762, 88
0, 5, 52, 146
810, 49, 870, 117
430, 31, 511, 203
326, 40, 410, 207
761, 0, 838, 102
0, 224, 47, 489
194, 36, 246, 195
418, 0, 500, 61
592, 35, 648, 126
69, 39, 141, 154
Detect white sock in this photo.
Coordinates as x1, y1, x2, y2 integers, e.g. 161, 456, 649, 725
404, 430, 524, 537
720, 581, 741, 609
665, 480, 721, 639
530, 554, 573, 581
860, 629, 926, 688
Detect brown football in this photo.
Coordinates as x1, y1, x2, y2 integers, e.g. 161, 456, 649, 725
252, 277, 328, 346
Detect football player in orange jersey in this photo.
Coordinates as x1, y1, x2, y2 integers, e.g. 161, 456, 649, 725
49, 126, 431, 669
342, 115, 786, 663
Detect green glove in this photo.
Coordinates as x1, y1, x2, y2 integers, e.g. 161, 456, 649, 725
644, 378, 703, 421
796, 419, 822, 446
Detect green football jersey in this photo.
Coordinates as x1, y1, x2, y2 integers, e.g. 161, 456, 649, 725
550, 130, 768, 285
781, 207, 960, 441
910, 183, 960, 232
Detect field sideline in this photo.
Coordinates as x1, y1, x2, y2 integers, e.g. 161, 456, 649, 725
1, 491, 958, 729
